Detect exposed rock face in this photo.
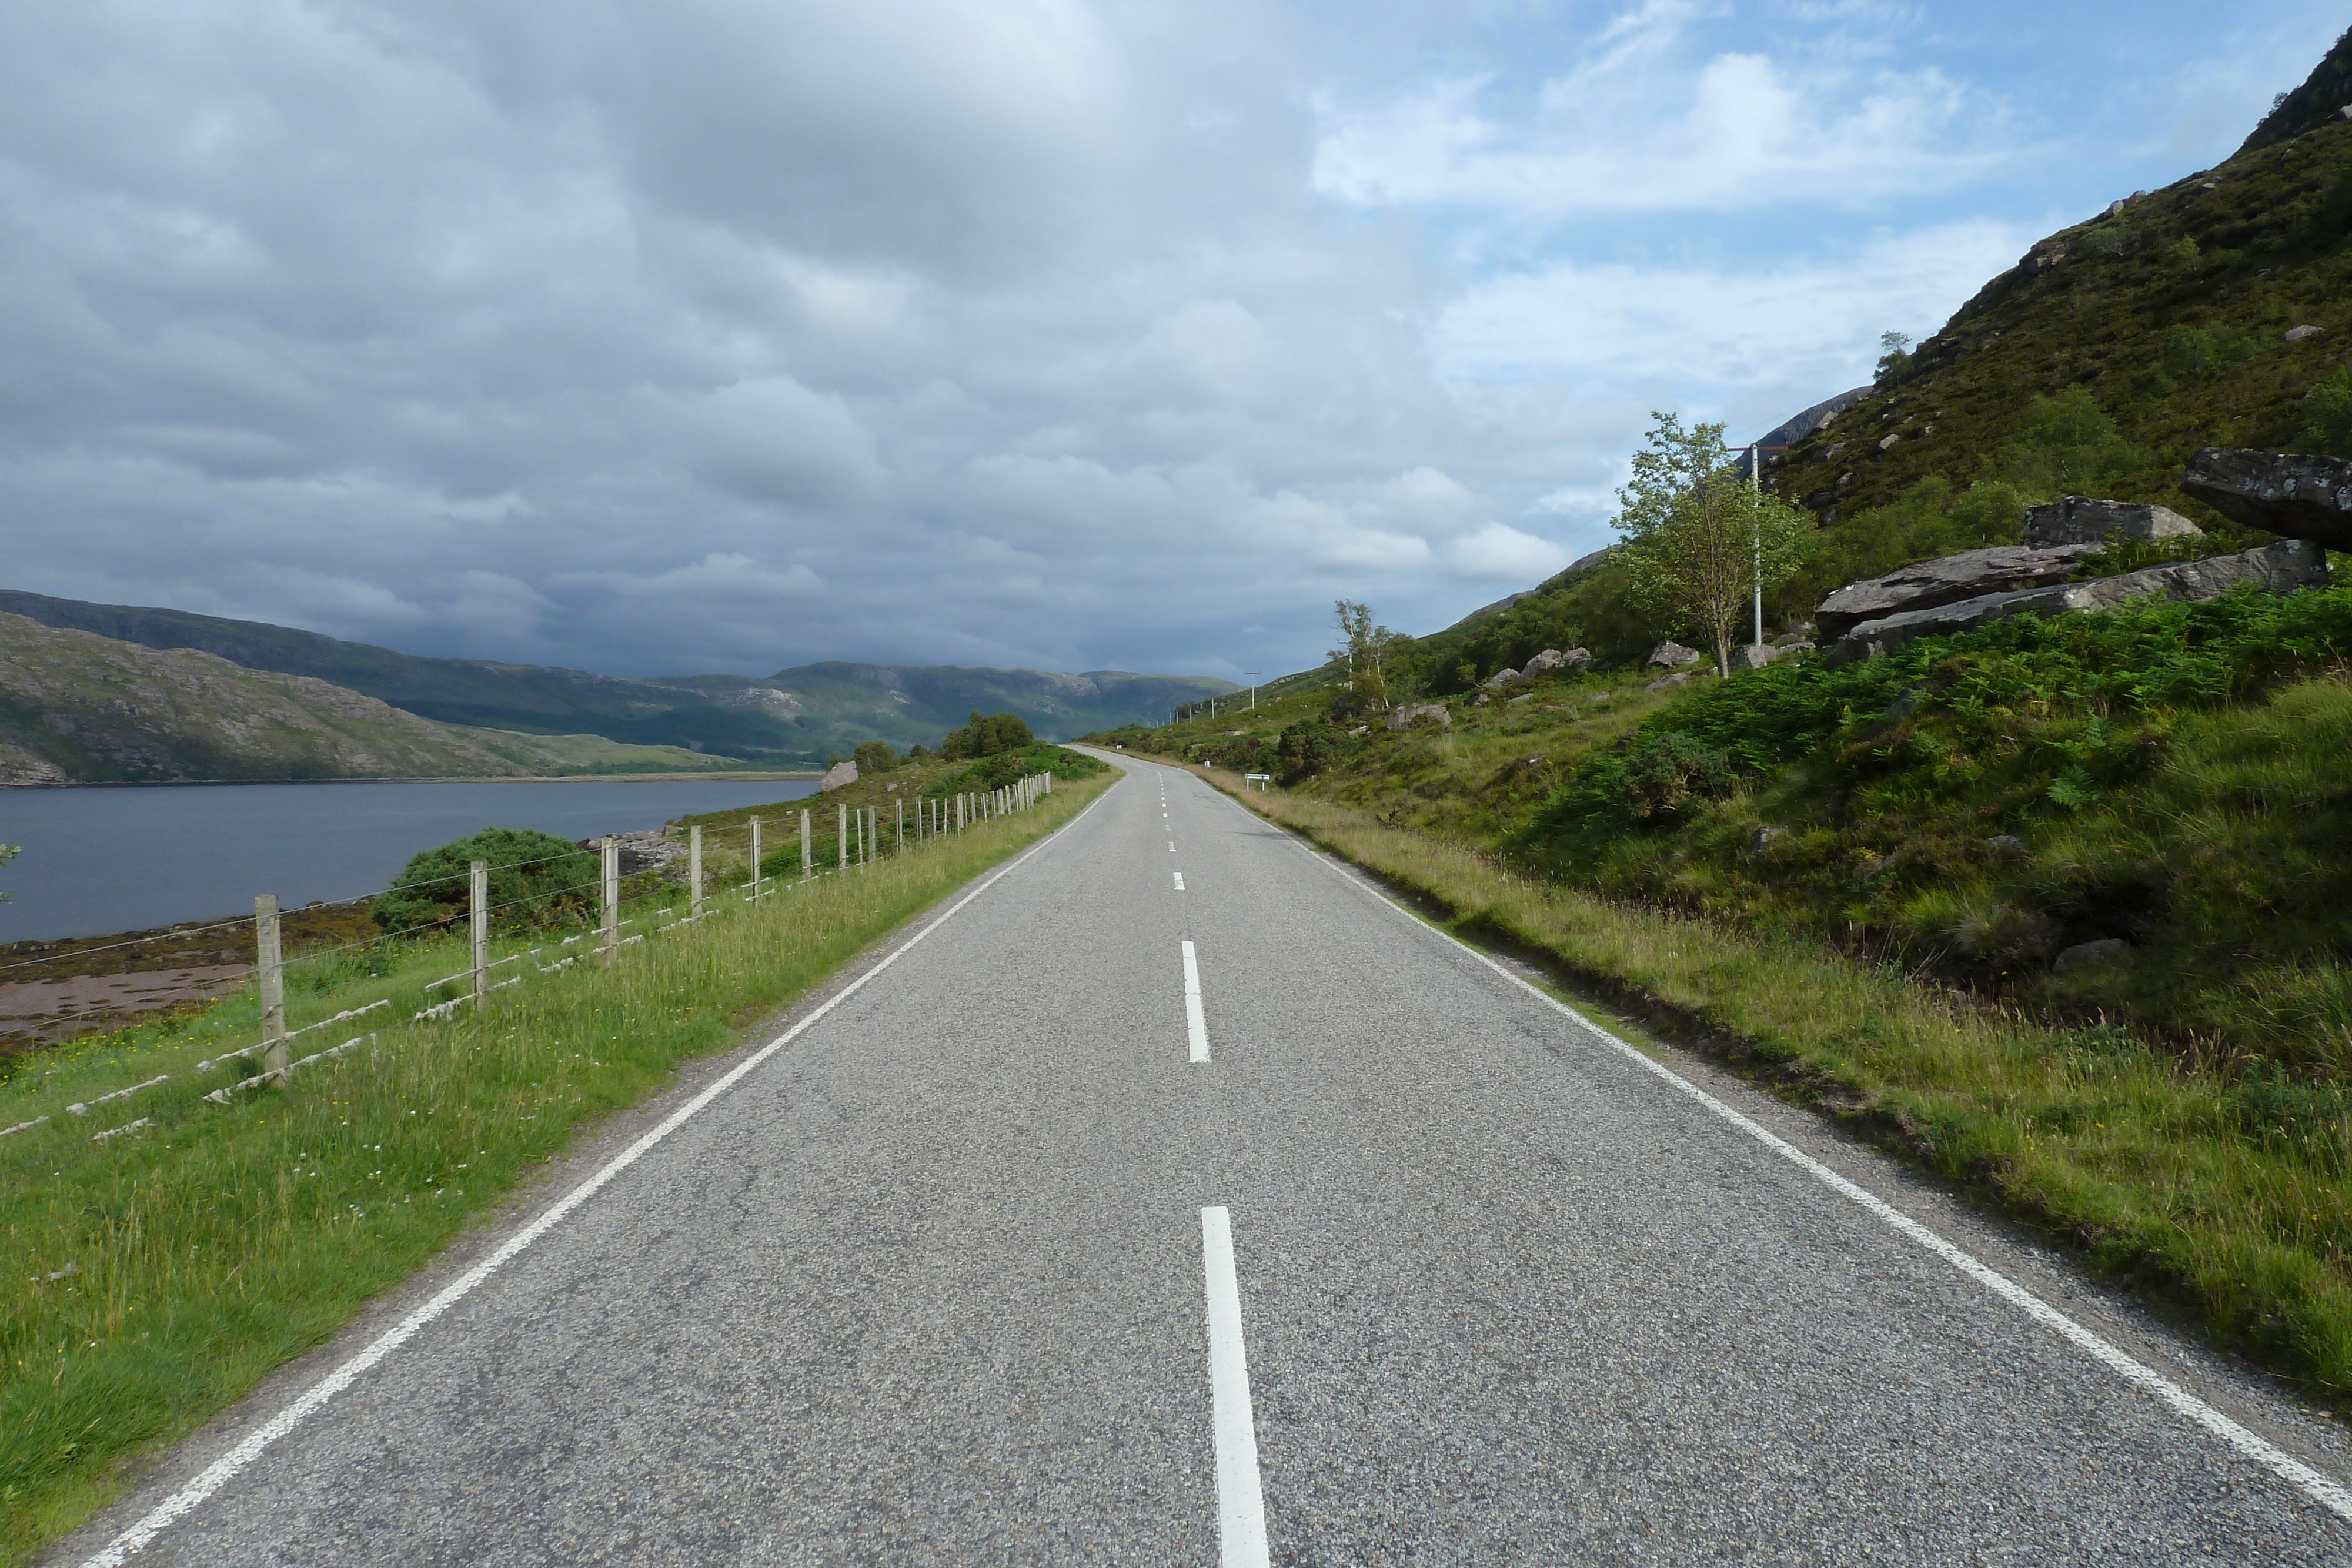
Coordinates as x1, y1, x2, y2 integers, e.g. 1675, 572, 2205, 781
1388, 703, 1451, 730
819, 760, 860, 791
2180, 448, 2352, 549
1815, 544, 2100, 640
1823, 540, 2327, 667
1521, 647, 1592, 676
1646, 641, 1704, 668
1643, 671, 1695, 693
2022, 496, 2202, 549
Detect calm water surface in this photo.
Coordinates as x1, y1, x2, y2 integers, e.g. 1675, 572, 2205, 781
0, 779, 820, 944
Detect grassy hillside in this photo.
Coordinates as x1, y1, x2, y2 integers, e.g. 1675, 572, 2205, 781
448, 726, 781, 777
0, 590, 797, 757
0, 591, 1232, 765
0, 614, 527, 784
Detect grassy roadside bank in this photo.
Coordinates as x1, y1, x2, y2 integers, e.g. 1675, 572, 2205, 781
1174, 759, 2352, 1412
0, 765, 1113, 1563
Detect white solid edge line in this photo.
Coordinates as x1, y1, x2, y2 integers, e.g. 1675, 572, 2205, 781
1237, 798, 2352, 1529
1182, 939, 1210, 1063
82, 785, 1116, 1568
1201, 1206, 1271, 1568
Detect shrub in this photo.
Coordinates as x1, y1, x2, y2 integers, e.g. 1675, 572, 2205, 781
1619, 732, 1735, 821
853, 740, 898, 774
371, 827, 596, 935
941, 710, 1034, 760
1277, 720, 1345, 784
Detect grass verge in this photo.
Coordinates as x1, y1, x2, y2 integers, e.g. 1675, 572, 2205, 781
0, 767, 1111, 1563
1184, 761, 2352, 1413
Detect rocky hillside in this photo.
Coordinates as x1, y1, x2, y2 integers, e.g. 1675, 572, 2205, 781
1763, 28, 2352, 612
0, 614, 532, 784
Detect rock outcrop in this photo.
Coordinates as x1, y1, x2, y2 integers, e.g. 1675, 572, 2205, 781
1521, 647, 1592, 676
1729, 641, 1812, 670
1823, 540, 2327, 667
819, 760, 860, 791
1482, 667, 1525, 689
1388, 703, 1451, 730
2180, 448, 2352, 550
1815, 545, 2100, 640
1646, 641, 1704, 668
2022, 496, 2201, 549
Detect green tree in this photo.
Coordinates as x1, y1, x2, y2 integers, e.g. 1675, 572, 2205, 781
1331, 600, 1408, 708
1613, 412, 1816, 677
1998, 386, 2143, 496
852, 739, 897, 775
941, 710, 1034, 760
2296, 368, 2352, 457
371, 827, 597, 936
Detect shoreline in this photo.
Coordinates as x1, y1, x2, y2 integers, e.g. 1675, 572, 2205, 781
0, 771, 821, 789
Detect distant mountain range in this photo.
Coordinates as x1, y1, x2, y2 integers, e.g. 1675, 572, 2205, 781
0, 590, 1232, 777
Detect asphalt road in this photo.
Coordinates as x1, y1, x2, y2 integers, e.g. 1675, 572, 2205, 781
71, 757, 2352, 1564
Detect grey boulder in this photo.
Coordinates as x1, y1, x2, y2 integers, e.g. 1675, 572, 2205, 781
2054, 938, 2131, 975
1729, 641, 1814, 670
2180, 447, 2352, 549
1388, 702, 1452, 730
1522, 647, 1592, 676
1482, 667, 1525, 689
1823, 539, 2327, 667
1815, 544, 2100, 640
819, 759, 860, 791
1646, 640, 1705, 668
2022, 496, 2203, 550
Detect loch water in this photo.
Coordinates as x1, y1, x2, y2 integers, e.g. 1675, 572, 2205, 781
0, 778, 821, 944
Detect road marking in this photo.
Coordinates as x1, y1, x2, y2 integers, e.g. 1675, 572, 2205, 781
1201, 1206, 1270, 1568
79, 791, 1114, 1567
1261, 817, 2352, 1527
1169, 841, 1177, 852
1174, 872, 1186, 890
1182, 940, 1209, 1062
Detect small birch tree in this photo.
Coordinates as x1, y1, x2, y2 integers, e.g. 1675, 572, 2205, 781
1331, 600, 1404, 708
1613, 412, 1815, 678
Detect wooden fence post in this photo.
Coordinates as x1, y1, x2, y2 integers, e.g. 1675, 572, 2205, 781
749, 816, 762, 901
470, 860, 490, 1002
837, 803, 848, 870
600, 836, 619, 968
800, 808, 813, 881
256, 894, 287, 1081
690, 826, 704, 917
896, 799, 904, 853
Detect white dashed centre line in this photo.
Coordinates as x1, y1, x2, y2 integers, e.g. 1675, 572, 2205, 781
1181, 940, 1209, 1062
1169, 841, 1177, 852
1201, 1207, 1270, 1568
1174, 872, 1186, 891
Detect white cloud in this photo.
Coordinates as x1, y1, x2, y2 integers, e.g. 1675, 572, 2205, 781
1311, 5, 1999, 221
1447, 522, 1568, 580
1431, 219, 2033, 396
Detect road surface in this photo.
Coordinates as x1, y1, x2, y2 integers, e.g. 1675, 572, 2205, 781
69, 756, 2352, 1564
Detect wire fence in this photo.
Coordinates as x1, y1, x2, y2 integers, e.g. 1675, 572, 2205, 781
0, 773, 1057, 1154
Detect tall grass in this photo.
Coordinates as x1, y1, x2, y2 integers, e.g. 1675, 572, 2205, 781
0, 771, 1108, 1563
1195, 767, 2352, 1410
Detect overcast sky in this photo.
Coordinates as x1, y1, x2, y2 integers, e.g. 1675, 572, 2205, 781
1, 1, 2340, 681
